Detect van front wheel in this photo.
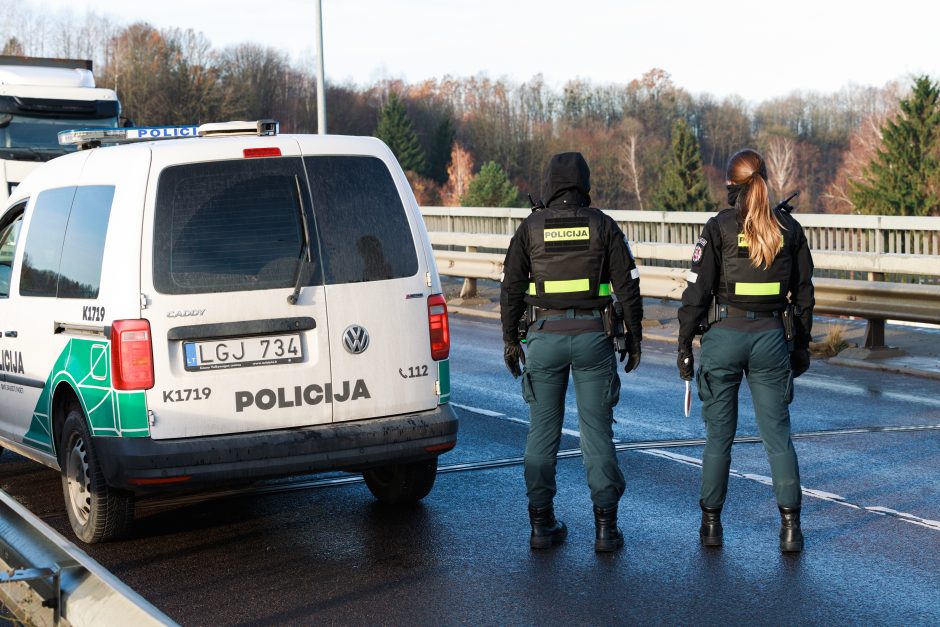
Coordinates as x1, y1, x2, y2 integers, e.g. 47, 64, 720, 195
363, 458, 438, 505
59, 410, 135, 543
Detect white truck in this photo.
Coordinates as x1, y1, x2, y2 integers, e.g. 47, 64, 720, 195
0, 56, 120, 203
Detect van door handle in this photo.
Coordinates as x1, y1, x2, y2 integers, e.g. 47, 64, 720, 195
4, 331, 16, 338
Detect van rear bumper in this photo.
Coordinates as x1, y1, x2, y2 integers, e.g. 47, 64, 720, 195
93, 404, 458, 490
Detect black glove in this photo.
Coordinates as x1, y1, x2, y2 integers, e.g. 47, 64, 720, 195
622, 333, 641, 374
790, 348, 810, 378
504, 341, 526, 378
677, 347, 694, 381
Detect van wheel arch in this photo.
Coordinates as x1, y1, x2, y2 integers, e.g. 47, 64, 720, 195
51, 382, 82, 464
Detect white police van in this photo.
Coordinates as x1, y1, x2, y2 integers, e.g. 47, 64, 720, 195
0, 120, 457, 542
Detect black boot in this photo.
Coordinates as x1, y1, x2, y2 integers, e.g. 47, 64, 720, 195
593, 505, 624, 553
699, 500, 723, 547
528, 504, 567, 549
779, 506, 804, 553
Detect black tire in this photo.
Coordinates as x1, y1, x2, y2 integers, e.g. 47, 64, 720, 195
59, 409, 135, 543
363, 458, 438, 505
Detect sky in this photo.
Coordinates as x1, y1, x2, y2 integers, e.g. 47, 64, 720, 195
22, 0, 940, 102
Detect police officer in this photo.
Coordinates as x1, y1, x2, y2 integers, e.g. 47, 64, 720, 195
677, 149, 814, 553
501, 152, 643, 553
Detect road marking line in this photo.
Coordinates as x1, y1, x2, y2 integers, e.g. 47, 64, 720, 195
451, 403, 582, 438
639, 449, 940, 532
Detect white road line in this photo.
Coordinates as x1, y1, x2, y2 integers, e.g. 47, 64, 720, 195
639, 449, 940, 532
451, 403, 582, 438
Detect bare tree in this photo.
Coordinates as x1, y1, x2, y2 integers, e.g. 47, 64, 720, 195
823, 113, 889, 213
618, 118, 645, 210
441, 143, 474, 206
764, 135, 796, 199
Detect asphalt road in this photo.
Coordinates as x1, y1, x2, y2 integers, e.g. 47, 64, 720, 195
1, 315, 938, 625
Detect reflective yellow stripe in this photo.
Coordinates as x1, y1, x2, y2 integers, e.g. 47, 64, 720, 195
734, 282, 781, 296
544, 227, 590, 241
738, 233, 784, 249
544, 278, 590, 293
528, 281, 612, 295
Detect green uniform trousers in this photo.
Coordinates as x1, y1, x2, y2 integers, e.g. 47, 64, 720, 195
697, 325, 801, 509
521, 330, 625, 509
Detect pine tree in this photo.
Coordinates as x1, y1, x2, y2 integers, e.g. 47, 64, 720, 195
427, 117, 455, 184
375, 92, 427, 174
460, 161, 521, 207
652, 119, 716, 212
849, 76, 940, 216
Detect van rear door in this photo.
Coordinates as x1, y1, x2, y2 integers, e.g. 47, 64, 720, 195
298, 143, 440, 423
142, 137, 333, 438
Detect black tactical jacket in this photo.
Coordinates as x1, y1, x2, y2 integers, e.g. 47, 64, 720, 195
500, 153, 642, 343
677, 206, 815, 348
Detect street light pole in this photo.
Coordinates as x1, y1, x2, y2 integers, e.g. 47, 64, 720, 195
314, 0, 327, 134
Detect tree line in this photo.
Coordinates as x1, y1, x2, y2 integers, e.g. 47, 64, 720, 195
1, 4, 938, 216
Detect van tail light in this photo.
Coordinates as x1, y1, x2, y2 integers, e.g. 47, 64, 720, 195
428, 294, 450, 361
111, 319, 155, 390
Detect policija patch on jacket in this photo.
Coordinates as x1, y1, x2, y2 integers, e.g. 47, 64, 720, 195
691, 237, 707, 264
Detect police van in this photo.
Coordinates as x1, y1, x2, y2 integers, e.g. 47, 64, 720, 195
0, 120, 457, 542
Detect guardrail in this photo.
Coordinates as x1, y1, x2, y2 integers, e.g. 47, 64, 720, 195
421, 207, 940, 255
0, 489, 175, 626
426, 228, 940, 350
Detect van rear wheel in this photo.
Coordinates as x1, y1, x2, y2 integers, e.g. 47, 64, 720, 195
363, 458, 438, 505
59, 409, 135, 543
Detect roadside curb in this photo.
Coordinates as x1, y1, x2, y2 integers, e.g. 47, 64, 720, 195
828, 356, 940, 381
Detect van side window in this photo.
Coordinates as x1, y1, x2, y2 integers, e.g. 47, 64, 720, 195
0, 205, 25, 298
19, 186, 76, 297
19, 186, 114, 299
153, 158, 320, 294
304, 156, 419, 284
57, 186, 115, 299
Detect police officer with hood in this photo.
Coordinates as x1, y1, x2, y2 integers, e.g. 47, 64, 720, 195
501, 152, 643, 553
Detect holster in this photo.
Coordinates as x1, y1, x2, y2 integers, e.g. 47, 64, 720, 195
603, 302, 629, 353
781, 304, 795, 352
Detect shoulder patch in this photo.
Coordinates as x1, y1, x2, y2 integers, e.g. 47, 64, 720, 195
691, 243, 705, 264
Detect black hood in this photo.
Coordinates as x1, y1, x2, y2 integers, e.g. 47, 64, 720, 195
541, 152, 591, 208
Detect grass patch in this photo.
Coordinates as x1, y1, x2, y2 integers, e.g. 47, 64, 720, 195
810, 322, 850, 357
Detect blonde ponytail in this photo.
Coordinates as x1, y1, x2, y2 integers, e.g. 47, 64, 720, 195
727, 149, 783, 269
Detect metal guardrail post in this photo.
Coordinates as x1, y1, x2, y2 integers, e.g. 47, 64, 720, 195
864, 319, 887, 350
460, 245, 478, 298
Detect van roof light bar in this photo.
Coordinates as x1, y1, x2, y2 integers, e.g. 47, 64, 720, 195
57, 120, 278, 150
58, 125, 199, 149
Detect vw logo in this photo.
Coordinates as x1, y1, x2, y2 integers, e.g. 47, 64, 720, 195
342, 325, 370, 355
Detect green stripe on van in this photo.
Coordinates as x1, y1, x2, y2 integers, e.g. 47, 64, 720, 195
25, 339, 150, 451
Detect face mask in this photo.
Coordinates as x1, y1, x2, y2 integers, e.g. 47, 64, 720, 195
726, 183, 745, 207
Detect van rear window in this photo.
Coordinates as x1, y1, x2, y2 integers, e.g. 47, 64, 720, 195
304, 156, 418, 284
153, 158, 319, 294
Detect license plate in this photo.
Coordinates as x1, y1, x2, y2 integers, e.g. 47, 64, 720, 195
183, 333, 303, 371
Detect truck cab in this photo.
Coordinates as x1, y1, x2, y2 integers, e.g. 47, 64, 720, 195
0, 56, 120, 201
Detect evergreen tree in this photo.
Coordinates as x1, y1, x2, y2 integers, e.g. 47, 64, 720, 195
427, 117, 455, 184
652, 119, 716, 212
375, 92, 427, 174
460, 161, 522, 207
850, 76, 940, 216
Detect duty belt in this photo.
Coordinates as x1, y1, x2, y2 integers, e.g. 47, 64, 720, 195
718, 304, 781, 320
531, 307, 601, 321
